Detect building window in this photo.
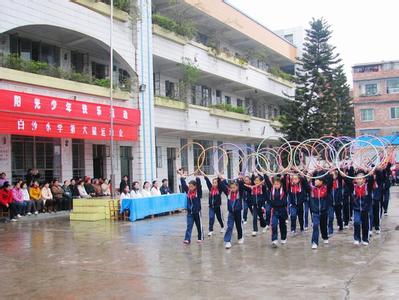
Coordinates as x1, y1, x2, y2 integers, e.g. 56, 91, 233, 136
216, 90, 222, 104
72, 139, 85, 179
360, 109, 374, 122
353, 65, 380, 73
193, 140, 213, 175
365, 83, 378, 96
217, 141, 224, 174
225, 96, 231, 105
268, 105, 273, 119
237, 98, 243, 107
180, 139, 188, 172
156, 146, 162, 168
201, 86, 211, 106
153, 72, 161, 96
165, 80, 175, 98
390, 107, 399, 119
284, 34, 294, 44
360, 129, 380, 136
191, 85, 201, 105
387, 78, 399, 94
91, 61, 107, 79
71, 51, 84, 73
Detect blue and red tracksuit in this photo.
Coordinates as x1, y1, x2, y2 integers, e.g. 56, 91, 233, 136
288, 180, 309, 232
270, 188, 287, 242
329, 176, 344, 233
353, 183, 372, 243
310, 184, 330, 245
221, 180, 243, 243
370, 171, 382, 231
204, 176, 224, 232
181, 177, 203, 242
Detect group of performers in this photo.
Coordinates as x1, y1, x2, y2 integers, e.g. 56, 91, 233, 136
178, 163, 392, 249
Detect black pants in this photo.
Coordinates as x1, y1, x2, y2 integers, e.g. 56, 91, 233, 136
185, 212, 203, 241
334, 204, 344, 230
1, 203, 17, 219
45, 199, 56, 212
224, 210, 243, 242
209, 206, 224, 231
342, 194, 350, 226
372, 202, 380, 230
354, 210, 369, 242
36, 200, 45, 212
252, 203, 266, 232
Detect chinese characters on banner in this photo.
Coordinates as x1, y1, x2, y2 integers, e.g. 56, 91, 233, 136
0, 89, 140, 141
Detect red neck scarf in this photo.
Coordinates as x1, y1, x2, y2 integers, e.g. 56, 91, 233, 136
312, 185, 327, 199
355, 184, 367, 198
252, 185, 263, 196
333, 179, 339, 190
272, 188, 284, 200
290, 184, 301, 194
210, 186, 219, 196
229, 191, 238, 201
188, 189, 197, 200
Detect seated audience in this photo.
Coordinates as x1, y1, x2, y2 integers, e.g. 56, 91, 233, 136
151, 180, 161, 196
160, 179, 172, 195
84, 178, 96, 197
22, 182, 37, 215
77, 180, 91, 199
12, 180, 25, 217
41, 182, 54, 213
0, 172, 8, 188
51, 179, 64, 212
29, 181, 44, 212
142, 181, 152, 197
101, 179, 111, 196
130, 181, 142, 198
92, 179, 103, 196
62, 180, 73, 210
0, 182, 18, 222
120, 185, 130, 200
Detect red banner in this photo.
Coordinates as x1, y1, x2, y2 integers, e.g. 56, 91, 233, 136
0, 89, 140, 141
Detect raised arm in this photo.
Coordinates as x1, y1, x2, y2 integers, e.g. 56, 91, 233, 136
204, 176, 212, 191
196, 177, 202, 199
180, 177, 188, 194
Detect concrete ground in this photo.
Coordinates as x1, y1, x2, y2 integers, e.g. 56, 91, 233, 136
1, 189, 399, 300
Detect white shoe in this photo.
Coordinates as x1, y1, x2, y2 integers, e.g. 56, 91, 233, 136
344, 225, 349, 229
323, 239, 329, 244
311, 243, 318, 249
281, 239, 287, 244
362, 241, 369, 246
27, 212, 32, 216
304, 227, 309, 231
220, 228, 225, 233
354, 240, 360, 246
252, 231, 258, 236
10, 218, 17, 222
262, 228, 267, 233
238, 238, 244, 244
208, 231, 213, 237
384, 212, 388, 216
265, 225, 270, 231
271, 240, 278, 248
17, 214, 21, 218
243, 221, 247, 225
34, 211, 38, 215
225, 242, 232, 249
369, 231, 373, 236
285, 220, 288, 224
376, 230, 381, 234
291, 231, 296, 237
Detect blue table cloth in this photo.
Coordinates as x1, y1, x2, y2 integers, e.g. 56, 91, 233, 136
120, 193, 187, 222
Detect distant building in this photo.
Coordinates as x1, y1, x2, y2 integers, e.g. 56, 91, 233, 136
352, 61, 399, 136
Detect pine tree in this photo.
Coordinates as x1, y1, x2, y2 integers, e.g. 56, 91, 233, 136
280, 18, 348, 140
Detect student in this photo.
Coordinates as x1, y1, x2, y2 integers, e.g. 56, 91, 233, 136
287, 174, 309, 235
130, 181, 142, 198
77, 180, 91, 199
141, 182, 152, 197
179, 172, 203, 244
270, 177, 288, 247
0, 182, 18, 222
120, 185, 130, 200
342, 166, 355, 228
242, 176, 251, 224
151, 180, 161, 196
29, 181, 44, 212
329, 170, 344, 234
41, 182, 54, 212
204, 175, 224, 236
84, 178, 96, 197
12, 180, 25, 217
381, 163, 392, 216
353, 172, 372, 246
119, 175, 129, 194
370, 169, 383, 235
160, 179, 172, 195
220, 176, 244, 249
310, 174, 330, 249
22, 182, 37, 215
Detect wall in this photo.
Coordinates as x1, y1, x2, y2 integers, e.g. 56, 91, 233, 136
0, 135, 11, 177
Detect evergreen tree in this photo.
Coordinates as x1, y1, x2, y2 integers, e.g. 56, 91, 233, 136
280, 18, 354, 140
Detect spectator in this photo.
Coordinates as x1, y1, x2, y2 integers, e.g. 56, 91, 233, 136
29, 181, 44, 213
12, 180, 25, 218
119, 175, 129, 194
26, 169, 40, 187
92, 179, 103, 196
77, 180, 91, 199
120, 185, 130, 200
130, 181, 142, 198
62, 180, 73, 210
151, 180, 161, 196
142, 181, 152, 197
101, 179, 111, 196
0, 182, 18, 222
84, 178, 96, 197
41, 182, 54, 213
21, 182, 37, 215
51, 179, 64, 212
160, 179, 172, 195
70, 179, 80, 198
0, 172, 8, 188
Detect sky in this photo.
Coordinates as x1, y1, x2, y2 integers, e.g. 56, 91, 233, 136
228, 0, 399, 83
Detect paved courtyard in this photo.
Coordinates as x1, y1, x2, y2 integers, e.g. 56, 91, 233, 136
1, 189, 399, 299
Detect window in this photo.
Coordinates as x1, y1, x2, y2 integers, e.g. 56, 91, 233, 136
217, 141, 224, 174
91, 61, 107, 79
360, 129, 380, 136
354, 65, 380, 73
360, 109, 374, 121
387, 78, 399, 94
201, 86, 211, 106
237, 98, 243, 107
268, 105, 273, 119
225, 96, 231, 105
216, 90, 222, 104
365, 83, 378, 96
71, 51, 84, 73
72, 139, 85, 179
165, 80, 175, 98
180, 139, 188, 172
153, 72, 161, 96
156, 146, 162, 168
284, 34, 294, 44
41, 43, 60, 66
391, 107, 399, 119
193, 140, 213, 175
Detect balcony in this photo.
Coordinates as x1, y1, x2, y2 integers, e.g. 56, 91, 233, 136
71, 0, 130, 22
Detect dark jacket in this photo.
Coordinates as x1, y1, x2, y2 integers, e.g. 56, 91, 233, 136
310, 184, 330, 214
243, 174, 271, 206
160, 185, 171, 195
220, 179, 243, 213
180, 177, 202, 214
287, 176, 310, 208
330, 174, 344, 207
353, 177, 373, 212
204, 176, 222, 208
270, 187, 287, 208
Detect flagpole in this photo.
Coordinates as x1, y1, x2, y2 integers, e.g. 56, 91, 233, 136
110, 0, 115, 198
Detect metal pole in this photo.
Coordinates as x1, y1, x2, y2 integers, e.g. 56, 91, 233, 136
110, 0, 115, 198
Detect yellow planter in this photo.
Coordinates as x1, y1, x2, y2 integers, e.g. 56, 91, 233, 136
70, 0, 129, 22
152, 24, 188, 45
155, 96, 186, 110
209, 108, 251, 122
268, 74, 295, 88
207, 49, 248, 69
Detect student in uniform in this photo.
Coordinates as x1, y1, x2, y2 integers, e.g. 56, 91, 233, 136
342, 165, 355, 229
310, 173, 330, 249
287, 174, 309, 235
242, 176, 252, 224
329, 170, 344, 234
369, 169, 382, 235
204, 175, 224, 236
381, 163, 392, 216
220, 176, 244, 249
353, 171, 373, 246
179, 171, 203, 244
270, 177, 288, 247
